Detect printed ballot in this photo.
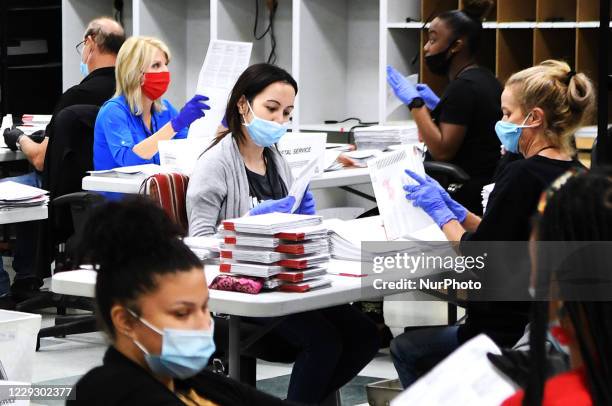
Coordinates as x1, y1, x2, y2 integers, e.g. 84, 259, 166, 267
369, 148, 435, 240
288, 156, 319, 212
391, 334, 518, 406
188, 40, 253, 142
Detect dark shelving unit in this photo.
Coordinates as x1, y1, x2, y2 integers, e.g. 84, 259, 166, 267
0, 0, 62, 120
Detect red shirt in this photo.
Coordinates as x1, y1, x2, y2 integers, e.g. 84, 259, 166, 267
502, 369, 591, 406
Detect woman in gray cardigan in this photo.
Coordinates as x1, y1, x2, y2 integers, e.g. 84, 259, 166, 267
186, 64, 379, 404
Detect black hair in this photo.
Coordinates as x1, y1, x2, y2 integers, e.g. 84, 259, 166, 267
86, 17, 126, 55
436, 0, 493, 55
525, 168, 612, 405
74, 197, 202, 339
208, 63, 298, 150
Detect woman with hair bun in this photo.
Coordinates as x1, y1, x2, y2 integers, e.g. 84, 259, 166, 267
393, 59, 595, 389
387, 0, 501, 214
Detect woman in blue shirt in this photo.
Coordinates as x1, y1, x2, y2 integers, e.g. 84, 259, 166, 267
94, 36, 209, 170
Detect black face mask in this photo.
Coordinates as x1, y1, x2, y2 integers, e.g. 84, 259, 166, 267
424, 39, 457, 76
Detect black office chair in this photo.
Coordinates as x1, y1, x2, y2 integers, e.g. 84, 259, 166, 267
423, 161, 470, 195
17, 105, 104, 347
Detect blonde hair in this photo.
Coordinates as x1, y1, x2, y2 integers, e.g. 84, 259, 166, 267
506, 60, 595, 155
114, 36, 171, 115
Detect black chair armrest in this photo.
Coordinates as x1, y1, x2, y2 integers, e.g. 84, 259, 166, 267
424, 161, 470, 183
52, 192, 105, 208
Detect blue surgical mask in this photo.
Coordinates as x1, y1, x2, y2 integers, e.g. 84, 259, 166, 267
494, 112, 534, 154
79, 61, 89, 77
128, 309, 216, 379
242, 101, 289, 147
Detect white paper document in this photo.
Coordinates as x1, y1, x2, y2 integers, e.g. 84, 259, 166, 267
0, 181, 47, 201
278, 132, 327, 177
159, 138, 211, 175
188, 40, 253, 142
368, 148, 436, 240
289, 156, 319, 212
391, 334, 518, 406
87, 164, 168, 178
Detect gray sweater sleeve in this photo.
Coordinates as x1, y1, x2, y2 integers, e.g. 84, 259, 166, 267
186, 153, 227, 237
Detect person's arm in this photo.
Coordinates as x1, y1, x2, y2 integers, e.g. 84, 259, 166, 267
19, 137, 48, 171
186, 157, 227, 236
411, 106, 467, 162
462, 212, 481, 233
98, 105, 154, 167
441, 219, 467, 243
131, 122, 176, 159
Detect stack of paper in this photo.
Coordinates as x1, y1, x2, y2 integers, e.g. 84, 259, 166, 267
340, 149, 382, 168
323, 216, 446, 277
183, 236, 222, 262
16, 114, 51, 135
0, 181, 48, 209
222, 213, 323, 235
353, 125, 419, 151
218, 213, 331, 292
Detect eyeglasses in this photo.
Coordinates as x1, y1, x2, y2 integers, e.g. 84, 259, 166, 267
75, 39, 86, 56
75, 33, 94, 56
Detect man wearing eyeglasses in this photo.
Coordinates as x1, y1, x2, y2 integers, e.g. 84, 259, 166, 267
0, 17, 125, 309
4, 17, 125, 171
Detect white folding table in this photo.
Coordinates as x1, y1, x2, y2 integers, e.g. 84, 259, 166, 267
81, 166, 371, 194
0, 205, 47, 225
52, 259, 418, 380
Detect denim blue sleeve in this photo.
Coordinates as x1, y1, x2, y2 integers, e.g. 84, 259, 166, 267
98, 103, 152, 167
164, 100, 188, 139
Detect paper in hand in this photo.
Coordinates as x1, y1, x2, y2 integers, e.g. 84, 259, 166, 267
188, 40, 252, 141
289, 156, 319, 212
391, 334, 518, 406
368, 147, 435, 240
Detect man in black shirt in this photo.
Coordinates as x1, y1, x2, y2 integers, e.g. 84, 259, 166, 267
0, 17, 125, 308
9, 17, 124, 172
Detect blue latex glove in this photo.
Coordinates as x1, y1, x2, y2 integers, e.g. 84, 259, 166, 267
403, 170, 457, 228
170, 94, 211, 132
386, 65, 419, 106
405, 169, 467, 222
249, 196, 295, 216
416, 83, 440, 111
294, 189, 316, 215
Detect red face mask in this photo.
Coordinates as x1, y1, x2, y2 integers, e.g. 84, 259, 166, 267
141, 71, 170, 100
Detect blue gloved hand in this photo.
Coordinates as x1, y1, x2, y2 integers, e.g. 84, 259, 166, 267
405, 169, 467, 222
416, 83, 440, 111
294, 189, 316, 215
249, 196, 295, 216
170, 94, 211, 132
386, 65, 419, 106
403, 170, 457, 228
